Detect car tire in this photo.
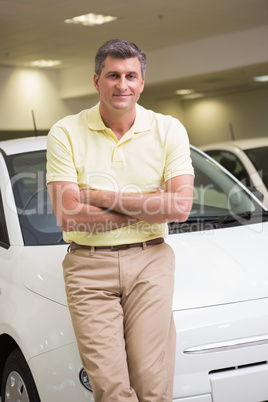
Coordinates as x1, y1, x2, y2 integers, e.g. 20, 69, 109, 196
1, 349, 41, 402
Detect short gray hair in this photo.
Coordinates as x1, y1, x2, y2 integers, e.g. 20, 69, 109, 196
95, 39, 147, 78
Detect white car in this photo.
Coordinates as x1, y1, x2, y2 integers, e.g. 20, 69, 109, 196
201, 137, 268, 208
1, 136, 268, 402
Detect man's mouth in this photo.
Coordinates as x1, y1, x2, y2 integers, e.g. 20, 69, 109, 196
113, 93, 131, 97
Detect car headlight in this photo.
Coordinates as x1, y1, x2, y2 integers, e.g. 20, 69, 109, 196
79, 368, 93, 392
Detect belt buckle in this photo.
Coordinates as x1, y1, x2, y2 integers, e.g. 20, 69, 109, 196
111, 244, 129, 251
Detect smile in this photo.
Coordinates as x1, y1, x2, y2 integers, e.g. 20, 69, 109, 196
113, 94, 131, 97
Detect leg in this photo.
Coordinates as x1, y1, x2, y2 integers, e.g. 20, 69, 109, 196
62, 248, 139, 402
121, 243, 176, 401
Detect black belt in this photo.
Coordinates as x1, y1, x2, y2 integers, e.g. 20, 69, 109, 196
69, 237, 164, 252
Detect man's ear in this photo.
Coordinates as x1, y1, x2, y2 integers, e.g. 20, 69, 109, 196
93, 73, 100, 92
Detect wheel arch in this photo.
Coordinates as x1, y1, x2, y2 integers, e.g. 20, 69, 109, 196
0, 334, 20, 397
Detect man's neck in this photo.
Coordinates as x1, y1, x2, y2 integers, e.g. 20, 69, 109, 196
99, 104, 136, 141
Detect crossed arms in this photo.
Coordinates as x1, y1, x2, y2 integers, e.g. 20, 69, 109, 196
47, 174, 194, 233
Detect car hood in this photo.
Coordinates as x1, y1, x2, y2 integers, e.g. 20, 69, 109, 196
19, 222, 268, 310
167, 221, 268, 310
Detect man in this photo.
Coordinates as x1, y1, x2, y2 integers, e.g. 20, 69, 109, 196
47, 39, 194, 402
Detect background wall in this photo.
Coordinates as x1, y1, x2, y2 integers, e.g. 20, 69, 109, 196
141, 87, 268, 146
0, 66, 98, 139
180, 88, 268, 147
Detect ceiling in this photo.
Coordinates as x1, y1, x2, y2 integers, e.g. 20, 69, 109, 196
1, 0, 268, 98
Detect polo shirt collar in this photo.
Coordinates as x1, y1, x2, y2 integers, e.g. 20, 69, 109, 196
87, 103, 106, 131
87, 103, 152, 133
131, 104, 152, 133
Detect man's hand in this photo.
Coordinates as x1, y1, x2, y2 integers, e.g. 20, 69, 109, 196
80, 175, 194, 224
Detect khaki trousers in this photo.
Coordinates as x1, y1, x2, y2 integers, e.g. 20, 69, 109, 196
63, 242, 176, 402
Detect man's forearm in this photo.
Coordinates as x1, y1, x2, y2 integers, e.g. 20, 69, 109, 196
80, 188, 192, 223
48, 182, 138, 233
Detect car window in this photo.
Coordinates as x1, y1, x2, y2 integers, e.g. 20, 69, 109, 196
0, 190, 10, 248
244, 146, 268, 190
6, 150, 64, 246
190, 149, 256, 218
205, 150, 251, 188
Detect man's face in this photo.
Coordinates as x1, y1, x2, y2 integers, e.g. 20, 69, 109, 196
93, 56, 145, 113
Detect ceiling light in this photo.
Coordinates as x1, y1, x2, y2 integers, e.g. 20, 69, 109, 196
183, 92, 204, 99
253, 75, 268, 83
28, 60, 61, 68
175, 89, 195, 96
64, 13, 117, 26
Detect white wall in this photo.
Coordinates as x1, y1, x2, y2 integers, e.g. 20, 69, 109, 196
179, 87, 268, 147
140, 97, 186, 124
60, 62, 96, 99
0, 66, 93, 131
139, 88, 268, 147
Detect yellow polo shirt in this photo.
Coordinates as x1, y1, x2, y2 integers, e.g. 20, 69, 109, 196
46, 103, 194, 246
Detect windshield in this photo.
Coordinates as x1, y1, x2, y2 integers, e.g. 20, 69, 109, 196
7, 150, 64, 246
244, 146, 268, 190
6, 148, 263, 245
169, 148, 265, 233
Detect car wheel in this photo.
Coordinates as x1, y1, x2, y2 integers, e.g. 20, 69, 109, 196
1, 349, 41, 402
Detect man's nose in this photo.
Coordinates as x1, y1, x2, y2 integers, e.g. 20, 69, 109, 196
116, 77, 127, 91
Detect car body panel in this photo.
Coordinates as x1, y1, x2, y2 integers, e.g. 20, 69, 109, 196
29, 343, 94, 401
0, 247, 76, 358
173, 298, 268, 399
0, 136, 47, 156
19, 245, 68, 307
202, 138, 268, 150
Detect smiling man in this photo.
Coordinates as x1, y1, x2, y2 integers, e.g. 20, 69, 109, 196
94, 56, 145, 128
47, 39, 194, 402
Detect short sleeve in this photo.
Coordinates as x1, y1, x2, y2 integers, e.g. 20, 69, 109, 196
46, 125, 78, 184
163, 119, 194, 182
